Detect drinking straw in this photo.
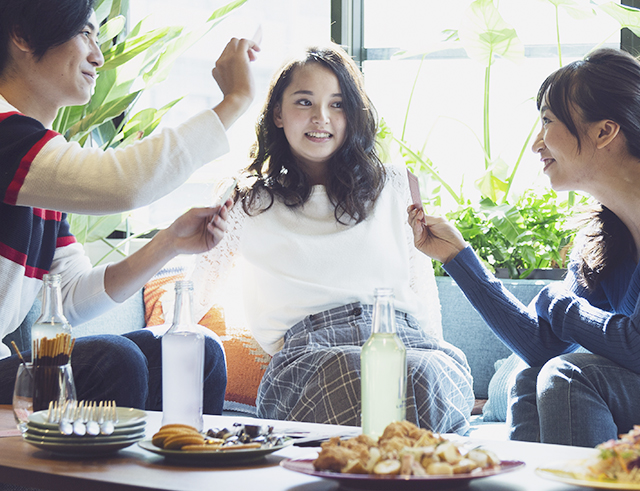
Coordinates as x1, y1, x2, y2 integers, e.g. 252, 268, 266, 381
10, 341, 32, 379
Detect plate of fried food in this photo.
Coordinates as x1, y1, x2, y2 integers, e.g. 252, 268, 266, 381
536, 426, 640, 489
138, 423, 292, 465
280, 421, 524, 490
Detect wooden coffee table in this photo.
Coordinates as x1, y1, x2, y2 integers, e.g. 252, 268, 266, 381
0, 405, 597, 490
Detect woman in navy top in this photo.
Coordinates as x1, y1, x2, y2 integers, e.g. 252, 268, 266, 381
409, 48, 640, 448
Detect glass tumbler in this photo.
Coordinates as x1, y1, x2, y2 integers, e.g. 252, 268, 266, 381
32, 363, 77, 413
12, 363, 34, 433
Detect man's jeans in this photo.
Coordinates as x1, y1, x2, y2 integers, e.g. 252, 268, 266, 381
508, 352, 640, 447
0, 329, 227, 414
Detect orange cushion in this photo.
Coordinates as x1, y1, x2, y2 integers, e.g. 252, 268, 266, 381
143, 268, 270, 412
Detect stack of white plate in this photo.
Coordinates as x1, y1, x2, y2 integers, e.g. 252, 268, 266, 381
24, 407, 147, 456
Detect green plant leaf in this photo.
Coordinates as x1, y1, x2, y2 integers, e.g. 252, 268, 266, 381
94, 0, 114, 24
118, 98, 182, 146
598, 2, 640, 38
459, 0, 524, 66
395, 138, 462, 204
540, 0, 596, 20
67, 91, 141, 141
98, 15, 126, 44
206, 0, 249, 23
143, 0, 248, 88
480, 200, 523, 246
100, 26, 178, 72
475, 157, 509, 202
142, 26, 207, 88
68, 213, 127, 244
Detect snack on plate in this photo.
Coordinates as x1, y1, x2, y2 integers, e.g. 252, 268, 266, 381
313, 420, 501, 476
152, 424, 206, 450
584, 426, 640, 483
151, 423, 287, 452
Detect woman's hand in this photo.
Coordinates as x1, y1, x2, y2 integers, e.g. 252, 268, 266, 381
407, 205, 467, 264
212, 37, 260, 129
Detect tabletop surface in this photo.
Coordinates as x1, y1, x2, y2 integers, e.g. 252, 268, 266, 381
0, 405, 604, 491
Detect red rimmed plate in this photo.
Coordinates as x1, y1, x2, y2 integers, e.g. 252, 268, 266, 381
280, 458, 525, 490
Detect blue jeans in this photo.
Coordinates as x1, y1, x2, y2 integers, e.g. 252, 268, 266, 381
0, 330, 227, 414
508, 352, 640, 447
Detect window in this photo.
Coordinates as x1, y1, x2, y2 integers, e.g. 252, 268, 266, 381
126, 0, 331, 228
126, 0, 628, 228
353, 0, 622, 211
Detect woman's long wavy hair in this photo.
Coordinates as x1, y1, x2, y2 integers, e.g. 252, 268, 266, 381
536, 48, 639, 290
237, 44, 385, 224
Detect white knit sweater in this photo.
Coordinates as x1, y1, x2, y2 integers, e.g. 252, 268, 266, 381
190, 164, 442, 355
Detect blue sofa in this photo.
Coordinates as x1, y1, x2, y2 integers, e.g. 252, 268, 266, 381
4, 276, 552, 432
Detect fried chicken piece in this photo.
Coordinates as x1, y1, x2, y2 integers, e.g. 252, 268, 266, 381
314, 435, 375, 472
378, 421, 439, 454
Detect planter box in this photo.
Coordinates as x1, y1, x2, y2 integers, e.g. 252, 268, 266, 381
494, 268, 567, 281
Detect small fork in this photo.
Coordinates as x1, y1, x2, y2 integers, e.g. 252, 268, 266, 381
98, 400, 117, 435
47, 400, 117, 436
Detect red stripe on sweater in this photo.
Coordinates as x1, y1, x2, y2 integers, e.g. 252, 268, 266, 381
0, 111, 21, 123
24, 264, 49, 280
5, 130, 59, 205
32, 208, 62, 221
56, 235, 76, 247
0, 241, 27, 268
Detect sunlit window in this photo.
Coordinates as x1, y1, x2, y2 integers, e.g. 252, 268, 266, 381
362, 0, 621, 211
127, 0, 331, 229
125, 0, 623, 230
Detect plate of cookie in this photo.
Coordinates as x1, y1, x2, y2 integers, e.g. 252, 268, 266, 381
138, 423, 292, 465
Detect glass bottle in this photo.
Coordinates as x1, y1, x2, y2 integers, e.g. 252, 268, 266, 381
161, 280, 205, 431
31, 273, 73, 362
361, 288, 407, 439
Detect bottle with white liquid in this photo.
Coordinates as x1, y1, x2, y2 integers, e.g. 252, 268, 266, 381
162, 280, 204, 431
31, 273, 72, 362
361, 288, 407, 439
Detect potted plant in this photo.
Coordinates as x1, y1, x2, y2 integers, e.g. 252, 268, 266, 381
385, 0, 640, 279
56, 0, 248, 264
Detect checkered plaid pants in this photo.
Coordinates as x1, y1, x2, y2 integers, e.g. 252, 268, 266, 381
256, 302, 473, 435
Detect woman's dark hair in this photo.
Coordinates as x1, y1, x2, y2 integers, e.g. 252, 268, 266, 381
0, 0, 95, 74
238, 44, 385, 224
536, 48, 638, 290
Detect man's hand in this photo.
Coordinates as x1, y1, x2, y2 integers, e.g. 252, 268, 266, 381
212, 37, 260, 129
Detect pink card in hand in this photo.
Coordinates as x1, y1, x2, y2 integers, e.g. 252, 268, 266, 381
407, 169, 422, 208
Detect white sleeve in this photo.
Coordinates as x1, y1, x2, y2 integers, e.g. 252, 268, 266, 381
16, 110, 230, 214
49, 243, 117, 327
189, 201, 245, 322
388, 165, 443, 338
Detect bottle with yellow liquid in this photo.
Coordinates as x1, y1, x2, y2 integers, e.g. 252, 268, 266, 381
361, 288, 407, 439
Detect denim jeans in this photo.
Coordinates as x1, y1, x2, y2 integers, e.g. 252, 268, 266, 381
508, 352, 640, 447
0, 329, 227, 414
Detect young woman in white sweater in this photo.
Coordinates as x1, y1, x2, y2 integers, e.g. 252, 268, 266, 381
191, 44, 474, 434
